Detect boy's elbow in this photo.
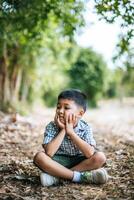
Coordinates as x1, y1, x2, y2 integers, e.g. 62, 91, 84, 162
46, 150, 53, 158
86, 152, 94, 158
85, 146, 95, 158
44, 146, 54, 158
42, 144, 55, 157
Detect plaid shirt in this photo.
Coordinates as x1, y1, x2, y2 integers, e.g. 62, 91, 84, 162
43, 119, 96, 156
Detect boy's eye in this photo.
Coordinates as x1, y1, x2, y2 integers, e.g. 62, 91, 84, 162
56, 105, 71, 110
65, 107, 70, 110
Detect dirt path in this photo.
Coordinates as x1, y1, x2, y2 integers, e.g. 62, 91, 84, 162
0, 100, 134, 200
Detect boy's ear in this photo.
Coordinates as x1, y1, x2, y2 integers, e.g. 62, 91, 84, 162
78, 109, 84, 117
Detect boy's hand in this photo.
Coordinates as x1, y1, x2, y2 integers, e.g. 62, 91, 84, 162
65, 113, 77, 135
54, 114, 65, 130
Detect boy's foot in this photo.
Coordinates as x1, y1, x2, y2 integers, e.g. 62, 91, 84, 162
40, 172, 59, 186
80, 168, 108, 184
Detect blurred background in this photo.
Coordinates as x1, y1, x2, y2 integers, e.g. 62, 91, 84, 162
0, 0, 134, 114
0, 2, 134, 198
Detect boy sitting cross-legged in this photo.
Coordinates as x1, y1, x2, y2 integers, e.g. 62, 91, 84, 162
34, 89, 108, 186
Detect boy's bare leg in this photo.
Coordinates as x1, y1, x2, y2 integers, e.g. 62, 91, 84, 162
34, 152, 73, 180
71, 152, 106, 172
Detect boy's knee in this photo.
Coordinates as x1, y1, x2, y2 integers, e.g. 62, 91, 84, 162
33, 151, 46, 164
93, 152, 106, 166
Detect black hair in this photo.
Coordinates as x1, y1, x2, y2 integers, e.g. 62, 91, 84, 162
58, 89, 87, 112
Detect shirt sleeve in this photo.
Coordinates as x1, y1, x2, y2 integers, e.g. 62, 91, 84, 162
83, 124, 96, 147
43, 121, 58, 144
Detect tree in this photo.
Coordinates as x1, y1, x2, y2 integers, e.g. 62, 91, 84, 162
106, 51, 134, 99
120, 52, 134, 97
94, 0, 134, 100
94, 0, 134, 57
68, 47, 108, 107
0, 0, 85, 111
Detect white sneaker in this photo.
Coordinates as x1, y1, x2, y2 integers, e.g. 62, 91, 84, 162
40, 172, 59, 186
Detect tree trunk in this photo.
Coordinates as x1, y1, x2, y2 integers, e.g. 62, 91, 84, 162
10, 64, 22, 104
0, 44, 10, 109
0, 43, 22, 110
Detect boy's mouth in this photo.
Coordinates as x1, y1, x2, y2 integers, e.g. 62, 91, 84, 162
59, 116, 65, 123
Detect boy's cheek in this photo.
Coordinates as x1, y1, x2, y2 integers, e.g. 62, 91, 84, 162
65, 111, 74, 116
64, 112, 69, 119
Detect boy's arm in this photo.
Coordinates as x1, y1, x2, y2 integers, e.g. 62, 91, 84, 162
43, 116, 66, 157
65, 114, 94, 158
43, 129, 65, 157
68, 131, 94, 158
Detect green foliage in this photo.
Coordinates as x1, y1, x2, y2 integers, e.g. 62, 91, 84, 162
25, 27, 79, 107
106, 81, 117, 98
68, 48, 108, 107
94, 0, 134, 57
121, 52, 134, 96
0, 0, 84, 47
106, 52, 134, 98
105, 68, 122, 98
1, 0, 133, 112
0, 0, 85, 111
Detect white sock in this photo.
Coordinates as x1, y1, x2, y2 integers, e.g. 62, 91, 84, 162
72, 171, 81, 182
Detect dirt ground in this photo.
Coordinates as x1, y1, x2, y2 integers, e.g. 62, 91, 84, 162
0, 99, 134, 200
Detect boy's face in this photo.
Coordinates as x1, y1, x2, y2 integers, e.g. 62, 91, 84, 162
56, 98, 84, 124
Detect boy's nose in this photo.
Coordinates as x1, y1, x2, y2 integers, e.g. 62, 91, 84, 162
59, 108, 64, 114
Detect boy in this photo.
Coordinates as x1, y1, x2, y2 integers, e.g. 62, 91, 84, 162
34, 89, 108, 186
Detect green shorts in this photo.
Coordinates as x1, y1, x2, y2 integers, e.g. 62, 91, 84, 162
52, 154, 86, 168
